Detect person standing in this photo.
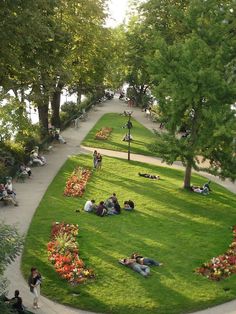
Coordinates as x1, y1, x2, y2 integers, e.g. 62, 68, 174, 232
28, 267, 42, 309
96, 153, 102, 169
93, 150, 98, 168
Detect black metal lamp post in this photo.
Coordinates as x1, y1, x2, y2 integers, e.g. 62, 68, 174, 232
127, 114, 132, 161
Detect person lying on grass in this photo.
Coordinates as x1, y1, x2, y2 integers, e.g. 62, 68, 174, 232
131, 253, 163, 266
119, 258, 150, 277
138, 172, 160, 180
190, 185, 209, 195
123, 200, 135, 211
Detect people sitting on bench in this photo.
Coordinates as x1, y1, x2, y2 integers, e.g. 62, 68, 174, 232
138, 172, 160, 180
19, 164, 32, 178
30, 146, 46, 166
0, 184, 18, 206
131, 253, 162, 266
119, 258, 151, 277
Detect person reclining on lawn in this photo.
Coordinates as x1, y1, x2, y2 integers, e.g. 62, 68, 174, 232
84, 199, 97, 213
119, 258, 150, 277
191, 185, 209, 195
131, 252, 163, 266
124, 200, 135, 211
138, 172, 160, 180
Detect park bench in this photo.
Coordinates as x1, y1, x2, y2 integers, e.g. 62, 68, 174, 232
15, 170, 28, 183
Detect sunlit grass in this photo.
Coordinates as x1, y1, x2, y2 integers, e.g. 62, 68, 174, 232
22, 155, 236, 314
82, 113, 157, 156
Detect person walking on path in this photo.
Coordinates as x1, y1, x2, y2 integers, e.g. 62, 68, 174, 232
28, 267, 42, 309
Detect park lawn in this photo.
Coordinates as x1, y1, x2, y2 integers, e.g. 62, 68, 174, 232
22, 154, 236, 314
82, 113, 157, 156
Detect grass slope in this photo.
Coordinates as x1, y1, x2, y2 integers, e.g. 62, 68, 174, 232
22, 155, 236, 314
82, 113, 157, 156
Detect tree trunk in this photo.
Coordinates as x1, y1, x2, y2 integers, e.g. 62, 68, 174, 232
77, 91, 82, 105
51, 84, 63, 128
184, 161, 192, 189
38, 102, 49, 138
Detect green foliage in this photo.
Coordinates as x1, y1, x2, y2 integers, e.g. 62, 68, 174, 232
0, 222, 24, 295
139, 0, 236, 185
22, 154, 236, 314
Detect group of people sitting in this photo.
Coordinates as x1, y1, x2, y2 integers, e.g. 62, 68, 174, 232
83, 193, 135, 217
29, 146, 46, 166
191, 181, 211, 195
0, 177, 18, 206
93, 150, 103, 169
119, 252, 162, 277
138, 172, 160, 180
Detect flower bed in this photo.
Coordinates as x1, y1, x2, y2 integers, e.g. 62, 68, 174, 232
95, 127, 112, 140
196, 226, 236, 280
47, 222, 94, 284
64, 167, 91, 197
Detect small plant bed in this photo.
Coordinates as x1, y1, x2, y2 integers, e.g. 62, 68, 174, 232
47, 222, 94, 284
64, 167, 91, 197
95, 127, 112, 140
82, 113, 157, 156
196, 225, 236, 281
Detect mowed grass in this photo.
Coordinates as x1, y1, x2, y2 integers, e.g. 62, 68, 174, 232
22, 154, 236, 314
82, 113, 157, 156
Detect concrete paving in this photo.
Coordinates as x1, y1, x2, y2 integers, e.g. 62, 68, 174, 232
2, 97, 236, 314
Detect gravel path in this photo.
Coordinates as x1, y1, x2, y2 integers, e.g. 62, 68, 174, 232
2, 97, 236, 314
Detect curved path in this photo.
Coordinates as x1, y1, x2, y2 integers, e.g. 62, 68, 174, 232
2, 97, 236, 314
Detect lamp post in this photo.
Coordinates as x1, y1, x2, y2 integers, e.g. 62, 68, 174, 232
127, 114, 132, 161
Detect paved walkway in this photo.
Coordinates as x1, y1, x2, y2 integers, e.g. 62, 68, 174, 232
2, 97, 236, 314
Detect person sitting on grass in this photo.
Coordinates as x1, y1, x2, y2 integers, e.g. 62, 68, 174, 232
119, 258, 150, 277
124, 200, 135, 211
122, 133, 133, 142
96, 201, 107, 217
84, 199, 96, 213
131, 253, 163, 266
138, 172, 160, 180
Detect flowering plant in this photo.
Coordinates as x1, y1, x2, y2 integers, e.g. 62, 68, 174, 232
196, 226, 236, 280
47, 222, 94, 284
64, 167, 91, 197
95, 127, 112, 140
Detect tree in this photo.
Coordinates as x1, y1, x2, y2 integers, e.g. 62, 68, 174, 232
0, 222, 24, 295
143, 0, 236, 187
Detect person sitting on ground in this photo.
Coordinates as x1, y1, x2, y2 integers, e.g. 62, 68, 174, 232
95, 201, 107, 217
203, 181, 212, 192
119, 258, 150, 277
110, 192, 118, 203
104, 197, 115, 210
113, 199, 121, 214
124, 200, 135, 211
122, 133, 133, 141
138, 172, 160, 180
84, 199, 96, 213
131, 253, 163, 266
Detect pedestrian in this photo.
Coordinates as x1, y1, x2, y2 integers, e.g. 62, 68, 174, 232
93, 150, 98, 168
96, 153, 102, 169
28, 267, 42, 309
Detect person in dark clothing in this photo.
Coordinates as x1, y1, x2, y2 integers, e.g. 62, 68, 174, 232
138, 172, 160, 180
96, 201, 107, 216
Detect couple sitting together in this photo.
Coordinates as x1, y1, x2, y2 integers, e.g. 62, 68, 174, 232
119, 252, 163, 277
84, 193, 135, 217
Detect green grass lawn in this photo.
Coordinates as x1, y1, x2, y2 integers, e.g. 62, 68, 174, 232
22, 154, 236, 314
82, 113, 157, 156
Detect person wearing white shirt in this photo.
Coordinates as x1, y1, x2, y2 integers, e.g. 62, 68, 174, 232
84, 199, 96, 212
